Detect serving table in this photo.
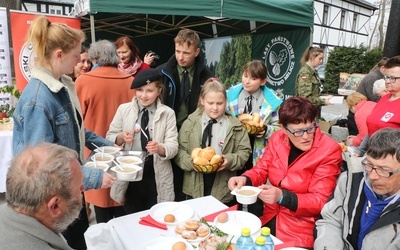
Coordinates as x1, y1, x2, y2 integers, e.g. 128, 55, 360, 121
84, 196, 283, 249
0, 130, 13, 193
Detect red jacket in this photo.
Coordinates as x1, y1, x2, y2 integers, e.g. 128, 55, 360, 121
353, 100, 376, 146
243, 128, 342, 247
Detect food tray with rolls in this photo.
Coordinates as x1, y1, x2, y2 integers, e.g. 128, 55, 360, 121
191, 147, 223, 174
238, 113, 266, 135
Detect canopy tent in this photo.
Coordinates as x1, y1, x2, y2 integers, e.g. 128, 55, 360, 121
76, 0, 314, 41
74, 0, 314, 67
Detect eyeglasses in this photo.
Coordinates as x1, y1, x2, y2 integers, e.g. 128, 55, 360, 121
361, 159, 400, 178
383, 75, 400, 83
284, 124, 318, 137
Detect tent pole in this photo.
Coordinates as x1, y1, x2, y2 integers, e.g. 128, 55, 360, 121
90, 14, 95, 43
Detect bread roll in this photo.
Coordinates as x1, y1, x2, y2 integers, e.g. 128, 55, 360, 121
175, 225, 186, 234
191, 147, 202, 159
252, 113, 261, 123
238, 113, 252, 122
210, 154, 223, 164
200, 147, 216, 161
184, 220, 201, 231
193, 157, 209, 165
181, 230, 197, 240
247, 120, 258, 126
196, 225, 210, 237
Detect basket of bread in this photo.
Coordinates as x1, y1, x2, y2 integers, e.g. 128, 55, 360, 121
191, 147, 223, 174
238, 113, 266, 135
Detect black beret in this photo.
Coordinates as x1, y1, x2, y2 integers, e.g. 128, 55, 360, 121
131, 68, 162, 89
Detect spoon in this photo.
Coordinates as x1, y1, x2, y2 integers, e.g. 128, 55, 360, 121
91, 142, 104, 158
112, 159, 124, 171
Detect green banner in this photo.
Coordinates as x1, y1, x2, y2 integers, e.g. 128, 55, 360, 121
252, 28, 310, 98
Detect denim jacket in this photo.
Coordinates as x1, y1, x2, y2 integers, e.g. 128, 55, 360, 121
13, 67, 113, 190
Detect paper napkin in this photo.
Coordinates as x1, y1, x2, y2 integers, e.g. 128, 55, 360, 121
139, 214, 167, 230
202, 204, 239, 222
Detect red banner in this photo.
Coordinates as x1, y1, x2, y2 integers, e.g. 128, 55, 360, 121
10, 11, 81, 92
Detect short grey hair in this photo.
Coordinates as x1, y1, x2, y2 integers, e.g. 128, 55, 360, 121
88, 40, 120, 67
6, 143, 78, 214
367, 128, 400, 162
373, 79, 386, 96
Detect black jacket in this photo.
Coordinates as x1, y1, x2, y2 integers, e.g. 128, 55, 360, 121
157, 54, 213, 127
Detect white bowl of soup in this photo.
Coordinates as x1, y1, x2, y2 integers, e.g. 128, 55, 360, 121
85, 161, 109, 172
91, 152, 114, 167
231, 186, 262, 205
94, 146, 121, 156
116, 156, 143, 165
111, 164, 143, 181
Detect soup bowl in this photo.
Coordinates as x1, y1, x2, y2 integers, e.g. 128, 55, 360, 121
116, 156, 143, 165
94, 146, 121, 156
231, 186, 262, 205
84, 161, 109, 172
111, 164, 143, 181
91, 152, 114, 167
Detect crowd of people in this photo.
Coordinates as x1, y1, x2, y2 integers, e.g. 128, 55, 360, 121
1, 14, 400, 250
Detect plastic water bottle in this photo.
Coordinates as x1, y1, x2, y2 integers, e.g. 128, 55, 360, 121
236, 227, 254, 250
252, 236, 268, 250
260, 227, 274, 250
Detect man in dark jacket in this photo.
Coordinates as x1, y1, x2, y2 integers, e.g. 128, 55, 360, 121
158, 29, 213, 128
356, 57, 388, 102
157, 29, 213, 201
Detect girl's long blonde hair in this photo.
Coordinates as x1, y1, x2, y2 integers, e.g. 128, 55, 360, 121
27, 15, 85, 66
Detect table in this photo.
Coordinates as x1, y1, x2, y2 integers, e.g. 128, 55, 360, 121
84, 196, 283, 249
0, 130, 12, 193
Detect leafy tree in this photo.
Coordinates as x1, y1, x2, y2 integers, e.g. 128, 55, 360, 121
324, 46, 382, 93
216, 35, 251, 87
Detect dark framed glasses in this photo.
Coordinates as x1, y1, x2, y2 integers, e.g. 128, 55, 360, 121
284, 124, 318, 137
383, 75, 400, 83
361, 158, 400, 178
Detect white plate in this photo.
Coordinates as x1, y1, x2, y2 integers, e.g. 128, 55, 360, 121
150, 202, 194, 226
213, 211, 261, 239
140, 236, 193, 250
175, 223, 211, 243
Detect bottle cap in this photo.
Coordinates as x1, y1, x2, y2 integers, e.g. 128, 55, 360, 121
261, 227, 271, 236
255, 236, 266, 245
241, 227, 251, 236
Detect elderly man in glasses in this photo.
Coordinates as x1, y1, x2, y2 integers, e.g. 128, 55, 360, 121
228, 96, 342, 249
315, 128, 400, 249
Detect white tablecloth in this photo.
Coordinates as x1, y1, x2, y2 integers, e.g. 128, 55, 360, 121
0, 131, 13, 193
84, 196, 282, 249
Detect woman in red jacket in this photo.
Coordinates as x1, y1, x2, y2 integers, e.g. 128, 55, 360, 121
228, 96, 342, 248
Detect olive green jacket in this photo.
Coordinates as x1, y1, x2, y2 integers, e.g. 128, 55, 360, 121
175, 108, 251, 203
295, 63, 324, 107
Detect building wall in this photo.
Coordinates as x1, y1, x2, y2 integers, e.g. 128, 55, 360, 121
21, 1, 74, 16
314, 0, 375, 57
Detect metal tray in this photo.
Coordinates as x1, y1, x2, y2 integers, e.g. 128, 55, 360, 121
116, 150, 143, 157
